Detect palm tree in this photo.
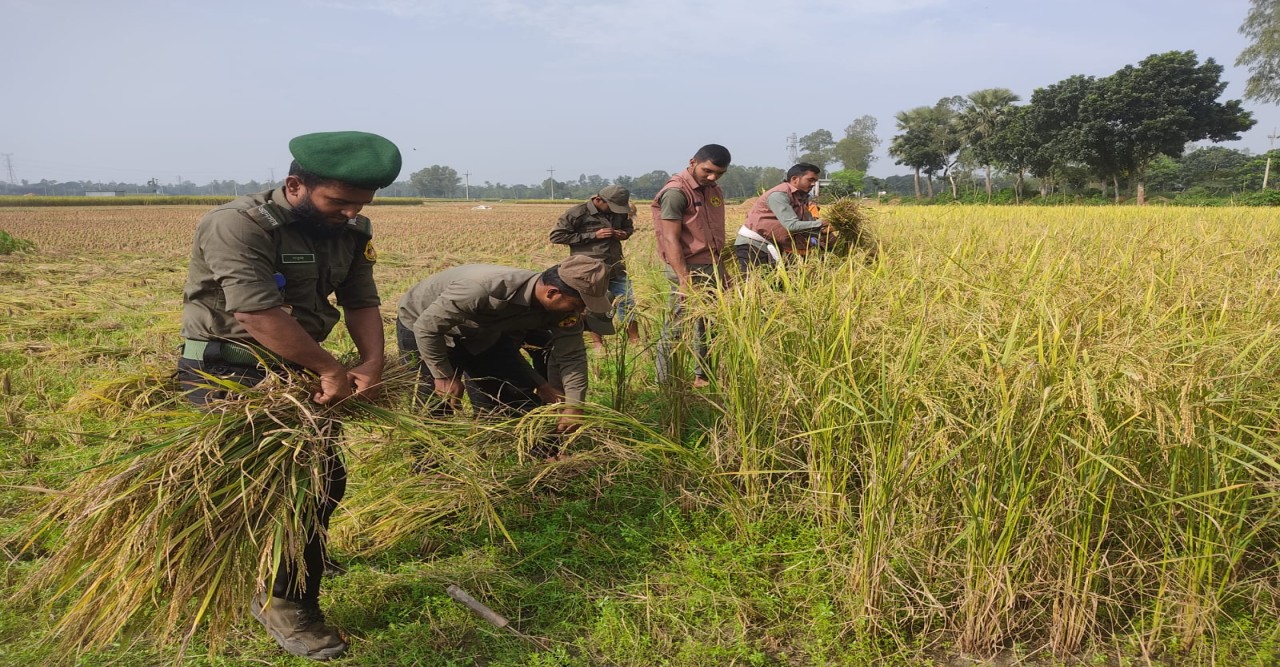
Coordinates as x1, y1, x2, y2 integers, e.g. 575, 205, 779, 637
960, 88, 1021, 199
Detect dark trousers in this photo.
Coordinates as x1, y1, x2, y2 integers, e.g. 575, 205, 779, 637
396, 321, 543, 417
177, 357, 346, 606
735, 243, 777, 273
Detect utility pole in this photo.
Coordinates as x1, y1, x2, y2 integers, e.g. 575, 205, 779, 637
269, 168, 275, 187
463, 170, 471, 200
547, 166, 555, 199
1265, 128, 1278, 190
786, 133, 799, 164
1, 153, 13, 195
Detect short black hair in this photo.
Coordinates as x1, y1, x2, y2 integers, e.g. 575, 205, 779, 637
787, 163, 821, 180
692, 144, 732, 168
540, 265, 583, 299
288, 159, 344, 189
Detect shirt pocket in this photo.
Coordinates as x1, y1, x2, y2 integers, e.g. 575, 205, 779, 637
280, 262, 320, 304
329, 254, 352, 287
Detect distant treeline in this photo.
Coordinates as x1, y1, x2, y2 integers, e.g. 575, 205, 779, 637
0, 196, 436, 208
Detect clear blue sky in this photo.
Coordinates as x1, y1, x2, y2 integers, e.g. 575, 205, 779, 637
2, 0, 1275, 186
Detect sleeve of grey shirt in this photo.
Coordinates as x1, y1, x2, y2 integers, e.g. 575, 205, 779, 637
549, 329, 588, 403
768, 191, 823, 233
412, 280, 488, 380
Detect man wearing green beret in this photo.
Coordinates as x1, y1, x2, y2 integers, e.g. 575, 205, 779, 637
179, 131, 401, 660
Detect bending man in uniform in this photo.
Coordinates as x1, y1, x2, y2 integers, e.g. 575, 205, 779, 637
549, 184, 640, 348
179, 131, 401, 661
396, 255, 613, 436
652, 144, 731, 388
733, 162, 826, 272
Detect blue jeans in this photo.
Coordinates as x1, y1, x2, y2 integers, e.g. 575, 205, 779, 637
609, 273, 636, 326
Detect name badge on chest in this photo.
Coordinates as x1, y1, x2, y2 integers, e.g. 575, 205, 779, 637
280, 253, 316, 264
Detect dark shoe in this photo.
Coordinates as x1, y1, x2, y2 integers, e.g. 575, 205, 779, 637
250, 594, 348, 660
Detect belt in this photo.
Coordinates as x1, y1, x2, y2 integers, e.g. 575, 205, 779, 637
736, 225, 782, 262
182, 339, 267, 366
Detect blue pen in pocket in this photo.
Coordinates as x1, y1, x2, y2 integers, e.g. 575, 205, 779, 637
274, 272, 293, 315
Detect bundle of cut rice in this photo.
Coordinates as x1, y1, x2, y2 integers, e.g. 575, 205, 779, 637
819, 197, 877, 259
18, 369, 364, 655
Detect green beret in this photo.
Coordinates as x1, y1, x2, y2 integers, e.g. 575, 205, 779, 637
288, 131, 402, 189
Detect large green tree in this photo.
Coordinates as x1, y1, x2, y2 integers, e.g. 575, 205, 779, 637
1178, 146, 1252, 194
932, 97, 968, 197
888, 106, 948, 198
718, 165, 761, 199
1023, 75, 1102, 197
832, 116, 881, 172
410, 165, 461, 197
985, 105, 1042, 202
1082, 51, 1254, 204
1238, 0, 1280, 103
629, 170, 672, 199
798, 130, 836, 170
758, 166, 786, 193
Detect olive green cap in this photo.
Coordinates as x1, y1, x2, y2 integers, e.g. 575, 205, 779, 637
288, 131, 403, 189
597, 184, 631, 214
557, 255, 613, 314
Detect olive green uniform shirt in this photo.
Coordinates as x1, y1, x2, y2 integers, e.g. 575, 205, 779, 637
181, 188, 380, 343
396, 264, 589, 403
548, 200, 634, 276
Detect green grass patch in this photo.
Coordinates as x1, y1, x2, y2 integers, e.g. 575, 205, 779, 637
0, 230, 33, 254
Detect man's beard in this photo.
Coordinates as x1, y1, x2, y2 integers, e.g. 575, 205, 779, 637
292, 194, 348, 239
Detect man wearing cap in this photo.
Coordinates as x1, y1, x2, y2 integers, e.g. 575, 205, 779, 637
652, 143, 732, 387
549, 185, 640, 348
396, 256, 612, 435
179, 131, 401, 660
734, 163, 827, 272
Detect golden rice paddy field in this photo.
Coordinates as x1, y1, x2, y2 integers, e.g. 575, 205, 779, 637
2, 201, 1280, 665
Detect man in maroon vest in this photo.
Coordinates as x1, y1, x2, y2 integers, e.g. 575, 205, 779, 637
650, 144, 731, 387
733, 163, 826, 272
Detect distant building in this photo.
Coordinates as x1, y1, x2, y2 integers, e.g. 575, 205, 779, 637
85, 191, 126, 197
